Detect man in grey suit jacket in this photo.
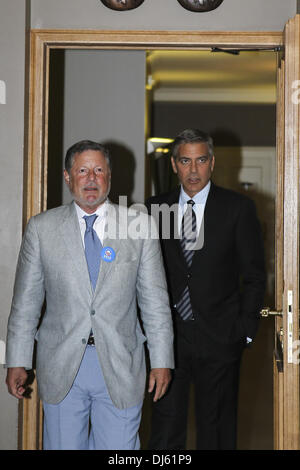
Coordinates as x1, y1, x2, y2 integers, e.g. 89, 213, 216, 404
5, 140, 174, 450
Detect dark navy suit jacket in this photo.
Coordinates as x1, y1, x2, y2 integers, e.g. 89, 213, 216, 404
146, 182, 266, 345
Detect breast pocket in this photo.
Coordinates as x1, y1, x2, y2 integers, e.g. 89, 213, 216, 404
109, 259, 139, 284
113, 257, 138, 266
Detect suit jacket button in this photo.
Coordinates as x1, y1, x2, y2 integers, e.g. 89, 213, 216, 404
187, 273, 191, 279
82, 338, 87, 344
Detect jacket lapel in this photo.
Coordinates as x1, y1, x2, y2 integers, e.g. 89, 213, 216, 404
94, 201, 120, 296
191, 182, 218, 265
163, 187, 187, 266
59, 202, 93, 298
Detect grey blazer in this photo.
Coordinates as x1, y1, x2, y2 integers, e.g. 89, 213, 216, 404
5, 201, 174, 408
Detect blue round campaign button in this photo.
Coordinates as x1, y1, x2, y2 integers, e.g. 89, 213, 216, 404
101, 246, 116, 262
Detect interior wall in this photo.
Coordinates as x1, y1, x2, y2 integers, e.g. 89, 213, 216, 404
31, 0, 296, 31
59, 50, 146, 206
0, 0, 27, 450
152, 102, 276, 147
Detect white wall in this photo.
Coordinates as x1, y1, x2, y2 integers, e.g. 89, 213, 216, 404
31, 0, 296, 31
0, 0, 27, 450
62, 50, 146, 205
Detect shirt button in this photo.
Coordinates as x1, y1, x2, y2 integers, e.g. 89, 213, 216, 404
91, 310, 95, 316
82, 338, 87, 344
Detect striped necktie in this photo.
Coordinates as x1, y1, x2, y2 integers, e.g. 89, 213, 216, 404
176, 200, 197, 321
180, 200, 197, 264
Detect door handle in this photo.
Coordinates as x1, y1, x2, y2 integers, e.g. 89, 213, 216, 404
260, 307, 283, 318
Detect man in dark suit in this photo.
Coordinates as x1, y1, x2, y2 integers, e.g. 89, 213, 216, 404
146, 129, 265, 450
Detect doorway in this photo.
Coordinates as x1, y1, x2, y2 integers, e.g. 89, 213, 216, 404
144, 49, 277, 450
23, 27, 300, 450
47, 47, 276, 449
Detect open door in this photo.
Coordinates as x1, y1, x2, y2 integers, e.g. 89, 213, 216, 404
265, 15, 300, 450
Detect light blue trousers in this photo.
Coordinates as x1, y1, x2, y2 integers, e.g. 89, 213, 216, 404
43, 345, 142, 450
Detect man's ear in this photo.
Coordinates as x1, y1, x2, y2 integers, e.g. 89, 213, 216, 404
63, 169, 70, 186
171, 156, 178, 174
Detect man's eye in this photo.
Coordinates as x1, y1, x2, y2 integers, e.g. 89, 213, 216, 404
181, 159, 189, 165
94, 168, 102, 174
79, 168, 88, 174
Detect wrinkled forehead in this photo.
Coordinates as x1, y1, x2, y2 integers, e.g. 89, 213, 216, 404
176, 141, 211, 158
72, 150, 110, 169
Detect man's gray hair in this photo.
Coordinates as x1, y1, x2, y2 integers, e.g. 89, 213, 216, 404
172, 129, 214, 160
64, 140, 112, 173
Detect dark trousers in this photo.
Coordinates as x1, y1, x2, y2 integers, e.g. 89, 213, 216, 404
148, 316, 244, 450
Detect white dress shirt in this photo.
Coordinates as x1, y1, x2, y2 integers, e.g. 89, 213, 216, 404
177, 180, 211, 235
74, 200, 108, 246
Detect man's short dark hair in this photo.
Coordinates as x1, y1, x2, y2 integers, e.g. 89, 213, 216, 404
172, 129, 214, 160
64, 140, 112, 173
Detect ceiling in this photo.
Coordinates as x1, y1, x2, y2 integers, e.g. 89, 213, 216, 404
147, 50, 277, 104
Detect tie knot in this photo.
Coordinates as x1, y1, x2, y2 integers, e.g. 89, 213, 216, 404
187, 199, 195, 207
84, 214, 98, 231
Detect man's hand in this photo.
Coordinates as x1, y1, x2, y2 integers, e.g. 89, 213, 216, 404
6, 367, 28, 399
148, 368, 171, 402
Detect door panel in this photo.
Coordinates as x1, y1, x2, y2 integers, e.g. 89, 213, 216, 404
273, 15, 300, 450
274, 53, 285, 450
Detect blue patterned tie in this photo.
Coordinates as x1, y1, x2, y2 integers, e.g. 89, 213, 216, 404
83, 214, 102, 290
176, 200, 197, 321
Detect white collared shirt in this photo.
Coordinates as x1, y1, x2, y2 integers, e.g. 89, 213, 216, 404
177, 180, 211, 235
74, 200, 108, 246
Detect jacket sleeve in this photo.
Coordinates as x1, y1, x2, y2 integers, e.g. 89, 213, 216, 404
136, 214, 174, 369
5, 217, 45, 369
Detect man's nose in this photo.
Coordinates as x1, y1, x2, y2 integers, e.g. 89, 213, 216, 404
87, 169, 96, 180
190, 160, 197, 172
